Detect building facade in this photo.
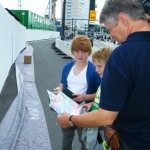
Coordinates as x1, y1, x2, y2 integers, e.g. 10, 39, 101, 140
61, 0, 90, 30
45, 0, 57, 21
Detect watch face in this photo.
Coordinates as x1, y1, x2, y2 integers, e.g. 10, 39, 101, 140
69, 121, 73, 127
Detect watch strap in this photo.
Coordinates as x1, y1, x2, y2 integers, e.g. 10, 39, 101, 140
69, 115, 74, 122
69, 115, 74, 127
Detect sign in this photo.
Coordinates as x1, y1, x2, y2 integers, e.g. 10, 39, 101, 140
89, 21, 97, 25
90, 10, 96, 21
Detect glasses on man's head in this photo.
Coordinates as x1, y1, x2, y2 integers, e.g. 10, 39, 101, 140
74, 50, 87, 54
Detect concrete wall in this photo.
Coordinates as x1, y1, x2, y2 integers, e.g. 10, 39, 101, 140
0, 4, 26, 92
0, 4, 60, 93
26, 29, 60, 41
55, 38, 73, 58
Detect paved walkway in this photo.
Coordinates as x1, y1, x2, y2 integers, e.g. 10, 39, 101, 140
0, 45, 51, 150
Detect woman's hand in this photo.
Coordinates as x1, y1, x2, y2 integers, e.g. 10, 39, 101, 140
53, 90, 59, 95
73, 94, 86, 102
53, 86, 62, 95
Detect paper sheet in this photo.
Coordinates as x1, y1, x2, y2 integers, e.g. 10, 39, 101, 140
47, 90, 82, 115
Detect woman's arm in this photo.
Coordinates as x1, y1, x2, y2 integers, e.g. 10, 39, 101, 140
58, 83, 63, 92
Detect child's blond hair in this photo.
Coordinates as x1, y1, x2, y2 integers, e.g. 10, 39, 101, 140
92, 47, 112, 63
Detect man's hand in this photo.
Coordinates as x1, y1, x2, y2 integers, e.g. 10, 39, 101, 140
57, 112, 71, 128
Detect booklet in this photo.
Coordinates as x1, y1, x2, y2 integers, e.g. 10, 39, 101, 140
47, 90, 83, 115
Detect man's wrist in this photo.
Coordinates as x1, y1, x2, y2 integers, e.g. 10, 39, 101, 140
84, 94, 87, 101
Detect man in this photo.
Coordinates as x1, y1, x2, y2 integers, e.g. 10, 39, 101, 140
57, 0, 150, 149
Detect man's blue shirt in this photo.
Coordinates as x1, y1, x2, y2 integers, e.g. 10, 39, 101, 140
100, 32, 150, 149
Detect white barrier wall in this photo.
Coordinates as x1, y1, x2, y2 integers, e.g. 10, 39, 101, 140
0, 3, 60, 93
0, 4, 26, 92
55, 38, 73, 58
26, 29, 60, 41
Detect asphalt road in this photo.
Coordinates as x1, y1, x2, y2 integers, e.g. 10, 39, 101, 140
0, 64, 17, 123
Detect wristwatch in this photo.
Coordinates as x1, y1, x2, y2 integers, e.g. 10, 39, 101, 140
69, 115, 74, 127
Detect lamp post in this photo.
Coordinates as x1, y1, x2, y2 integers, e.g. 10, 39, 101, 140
61, 0, 66, 40
88, 0, 96, 47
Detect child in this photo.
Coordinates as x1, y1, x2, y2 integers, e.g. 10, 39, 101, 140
57, 35, 101, 150
82, 47, 112, 150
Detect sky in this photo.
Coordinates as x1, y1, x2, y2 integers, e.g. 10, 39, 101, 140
0, 0, 106, 20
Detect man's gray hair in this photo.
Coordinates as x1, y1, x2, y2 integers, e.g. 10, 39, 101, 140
99, 0, 146, 25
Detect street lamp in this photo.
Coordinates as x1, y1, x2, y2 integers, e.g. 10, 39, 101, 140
88, 0, 96, 47
61, 0, 66, 40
